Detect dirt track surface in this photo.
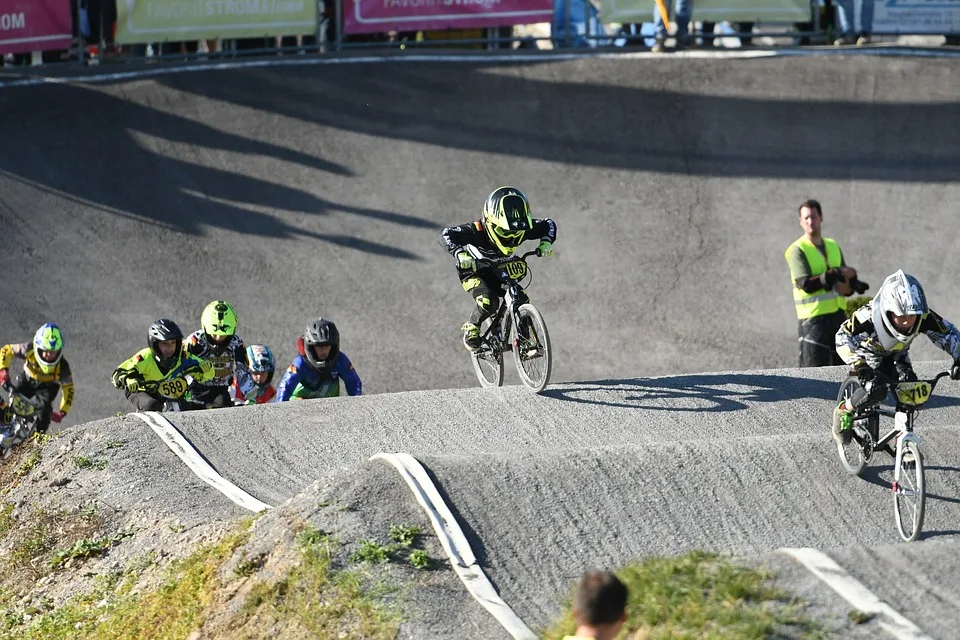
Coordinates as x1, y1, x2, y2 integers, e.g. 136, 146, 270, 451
3, 51, 960, 638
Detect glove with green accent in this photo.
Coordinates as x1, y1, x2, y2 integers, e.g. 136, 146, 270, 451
537, 240, 554, 258
456, 251, 476, 271
123, 373, 143, 394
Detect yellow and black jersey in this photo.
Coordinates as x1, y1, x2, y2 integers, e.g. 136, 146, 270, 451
0, 342, 74, 415
439, 218, 557, 274
112, 348, 214, 397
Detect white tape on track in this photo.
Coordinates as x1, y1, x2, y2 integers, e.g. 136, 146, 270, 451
133, 411, 271, 513
780, 547, 933, 640
371, 452, 537, 640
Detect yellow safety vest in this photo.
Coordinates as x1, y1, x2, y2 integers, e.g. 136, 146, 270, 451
786, 237, 843, 320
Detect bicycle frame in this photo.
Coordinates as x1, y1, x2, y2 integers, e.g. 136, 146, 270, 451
464, 246, 538, 352
854, 371, 950, 465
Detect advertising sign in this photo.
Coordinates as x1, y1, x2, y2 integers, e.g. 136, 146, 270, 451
344, 0, 553, 35
116, 0, 318, 44
0, 0, 73, 55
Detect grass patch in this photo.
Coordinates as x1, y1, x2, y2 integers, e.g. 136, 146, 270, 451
232, 525, 399, 639
542, 551, 822, 640
1, 519, 401, 640
49, 531, 133, 571
72, 456, 107, 471
1, 503, 107, 581
349, 524, 431, 570
0, 519, 255, 639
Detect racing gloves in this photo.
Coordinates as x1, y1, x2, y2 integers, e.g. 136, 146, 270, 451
455, 251, 476, 272
537, 240, 553, 258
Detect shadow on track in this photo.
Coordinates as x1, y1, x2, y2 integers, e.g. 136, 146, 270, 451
543, 373, 842, 412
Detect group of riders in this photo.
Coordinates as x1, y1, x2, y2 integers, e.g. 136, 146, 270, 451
0, 304, 362, 449
8, 187, 959, 453
0, 186, 550, 448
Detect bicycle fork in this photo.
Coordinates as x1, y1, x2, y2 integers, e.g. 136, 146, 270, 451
892, 413, 920, 495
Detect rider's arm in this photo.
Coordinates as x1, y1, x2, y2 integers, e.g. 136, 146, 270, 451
439, 221, 483, 255
919, 310, 960, 359
112, 349, 149, 388
530, 218, 557, 244
56, 358, 74, 416
232, 341, 256, 396
183, 332, 204, 357
182, 356, 215, 384
0, 342, 28, 370
274, 358, 305, 402
836, 305, 881, 371
335, 352, 362, 396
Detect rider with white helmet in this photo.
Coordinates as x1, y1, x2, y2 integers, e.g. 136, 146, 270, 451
232, 345, 277, 405
833, 269, 960, 443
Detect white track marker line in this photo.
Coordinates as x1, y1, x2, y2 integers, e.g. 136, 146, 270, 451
371, 452, 537, 640
133, 411, 271, 513
779, 547, 933, 640
4, 47, 960, 89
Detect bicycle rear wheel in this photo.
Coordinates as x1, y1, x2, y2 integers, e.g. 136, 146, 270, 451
512, 304, 552, 393
470, 318, 504, 388
893, 440, 925, 542
835, 377, 871, 476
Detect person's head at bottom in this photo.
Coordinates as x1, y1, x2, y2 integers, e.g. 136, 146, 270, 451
566, 570, 628, 640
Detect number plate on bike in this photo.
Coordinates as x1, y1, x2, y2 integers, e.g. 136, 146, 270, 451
10, 395, 34, 417
503, 260, 527, 280
896, 381, 932, 406
158, 378, 188, 399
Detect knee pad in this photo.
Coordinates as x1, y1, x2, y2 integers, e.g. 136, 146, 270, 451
475, 295, 494, 312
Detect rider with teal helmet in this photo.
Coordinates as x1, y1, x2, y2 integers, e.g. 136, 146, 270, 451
232, 344, 277, 405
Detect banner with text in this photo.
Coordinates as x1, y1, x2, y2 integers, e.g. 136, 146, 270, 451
874, 0, 960, 34
0, 0, 73, 55
344, 0, 553, 35
115, 0, 318, 44
599, 0, 810, 25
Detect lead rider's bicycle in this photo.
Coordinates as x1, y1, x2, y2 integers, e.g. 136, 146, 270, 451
835, 370, 951, 542
464, 246, 552, 393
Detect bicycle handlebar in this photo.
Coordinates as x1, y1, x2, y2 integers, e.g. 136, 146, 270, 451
473, 249, 541, 269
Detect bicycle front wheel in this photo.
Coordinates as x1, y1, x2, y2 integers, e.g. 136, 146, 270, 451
471, 317, 504, 388
512, 304, 552, 393
835, 377, 870, 476
893, 440, 925, 542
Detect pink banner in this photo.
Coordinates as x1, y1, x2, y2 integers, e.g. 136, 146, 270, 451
344, 0, 553, 34
0, 0, 73, 56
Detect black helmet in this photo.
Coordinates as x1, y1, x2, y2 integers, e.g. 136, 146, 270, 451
301, 318, 340, 372
148, 318, 183, 369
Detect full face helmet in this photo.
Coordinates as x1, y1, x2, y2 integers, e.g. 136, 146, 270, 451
246, 344, 276, 387
871, 269, 928, 350
201, 300, 238, 353
148, 319, 184, 369
481, 186, 533, 256
33, 323, 64, 375
298, 318, 340, 373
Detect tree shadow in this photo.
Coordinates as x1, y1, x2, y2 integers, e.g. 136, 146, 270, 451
543, 373, 842, 412
148, 59, 960, 182
0, 82, 430, 258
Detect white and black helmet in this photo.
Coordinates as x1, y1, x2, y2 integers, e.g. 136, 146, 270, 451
871, 269, 927, 350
